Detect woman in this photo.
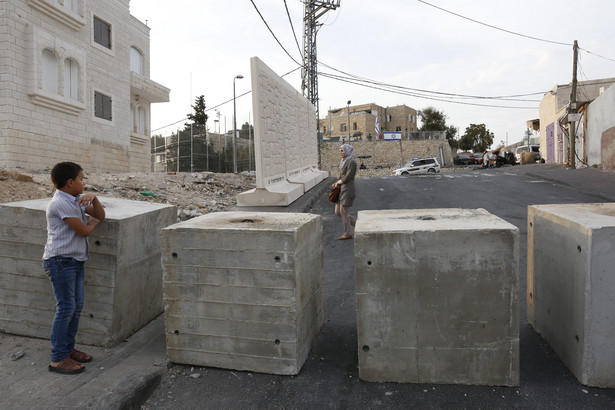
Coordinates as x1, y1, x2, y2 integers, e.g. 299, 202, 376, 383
333, 144, 357, 240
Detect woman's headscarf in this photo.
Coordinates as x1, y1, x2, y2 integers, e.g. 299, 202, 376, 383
340, 144, 355, 168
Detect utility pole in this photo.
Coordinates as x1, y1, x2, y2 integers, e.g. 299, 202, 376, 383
569, 40, 579, 169
301, 1, 341, 123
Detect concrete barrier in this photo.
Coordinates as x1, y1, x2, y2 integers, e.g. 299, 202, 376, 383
160, 211, 323, 375
354, 209, 519, 386
236, 57, 327, 207
527, 203, 615, 387
0, 197, 177, 346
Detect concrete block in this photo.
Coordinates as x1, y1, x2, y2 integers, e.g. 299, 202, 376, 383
161, 211, 323, 375
354, 209, 519, 386
0, 197, 177, 346
527, 203, 615, 387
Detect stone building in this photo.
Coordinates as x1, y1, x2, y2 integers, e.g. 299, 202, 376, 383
538, 78, 614, 165
319, 103, 418, 141
0, 0, 169, 172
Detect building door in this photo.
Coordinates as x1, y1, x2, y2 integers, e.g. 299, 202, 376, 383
546, 123, 555, 163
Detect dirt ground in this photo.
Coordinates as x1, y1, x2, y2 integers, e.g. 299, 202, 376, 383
0, 169, 257, 220
0, 165, 470, 220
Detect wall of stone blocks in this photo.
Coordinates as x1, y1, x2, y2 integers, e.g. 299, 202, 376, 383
354, 209, 519, 386
320, 140, 454, 175
161, 212, 324, 375
0, 0, 167, 172
0, 197, 177, 347
251, 57, 319, 188
237, 57, 326, 206
527, 203, 615, 387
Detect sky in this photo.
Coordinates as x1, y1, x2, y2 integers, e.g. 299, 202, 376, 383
129, 0, 615, 147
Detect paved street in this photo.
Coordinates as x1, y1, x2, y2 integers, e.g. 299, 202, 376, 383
142, 165, 615, 409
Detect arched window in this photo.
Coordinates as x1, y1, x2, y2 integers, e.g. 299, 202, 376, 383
137, 106, 145, 134
42, 49, 58, 93
64, 58, 79, 100
130, 47, 143, 74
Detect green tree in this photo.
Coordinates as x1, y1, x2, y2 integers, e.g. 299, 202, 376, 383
418, 106, 447, 131
446, 125, 458, 150
239, 122, 254, 139
419, 106, 460, 149
186, 95, 208, 135
459, 124, 494, 152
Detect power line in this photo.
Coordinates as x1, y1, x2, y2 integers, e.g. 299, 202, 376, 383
283, 0, 303, 60
318, 60, 545, 101
417, 0, 572, 47
579, 47, 615, 63
151, 67, 301, 133
249, 0, 302, 66
318, 71, 538, 109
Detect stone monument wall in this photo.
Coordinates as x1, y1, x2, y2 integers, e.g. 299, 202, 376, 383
237, 57, 327, 206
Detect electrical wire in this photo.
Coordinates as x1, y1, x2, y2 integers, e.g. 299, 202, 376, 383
249, 0, 302, 66
283, 0, 303, 60
418, 1, 615, 63
151, 67, 301, 133
579, 47, 615, 63
417, 0, 572, 47
318, 71, 538, 109
318, 60, 545, 101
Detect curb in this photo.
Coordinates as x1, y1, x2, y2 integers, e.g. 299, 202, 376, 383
92, 370, 163, 410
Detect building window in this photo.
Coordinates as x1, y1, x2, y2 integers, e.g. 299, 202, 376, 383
130, 47, 143, 74
95, 91, 112, 120
409, 114, 414, 122
353, 122, 357, 131
64, 58, 79, 100
137, 107, 145, 134
395, 126, 402, 132
42, 49, 59, 94
130, 104, 135, 132
340, 124, 347, 132
94, 16, 111, 49
64, 0, 78, 13
387, 114, 392, 122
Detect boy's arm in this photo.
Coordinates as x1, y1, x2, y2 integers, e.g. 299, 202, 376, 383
80, 194, 105, 220
64, 216, 101, 237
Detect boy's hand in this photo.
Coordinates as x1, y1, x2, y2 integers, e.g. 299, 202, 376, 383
79, 194, 97, 208
80, 194, 105, 220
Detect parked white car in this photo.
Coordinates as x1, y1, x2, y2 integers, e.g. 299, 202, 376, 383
392, 158, 441, 175
515, 145, 540, 163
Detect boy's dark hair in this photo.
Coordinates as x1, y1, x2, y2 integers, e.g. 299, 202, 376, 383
50, 162, 83, 189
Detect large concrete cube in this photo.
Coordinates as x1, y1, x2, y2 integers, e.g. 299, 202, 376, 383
354, 209, 519, 386
161, 211, 323, 375
527, 203, 615, 387
0, 197, 177, 346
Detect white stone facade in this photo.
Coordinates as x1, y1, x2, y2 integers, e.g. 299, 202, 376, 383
0, 0, 169, 172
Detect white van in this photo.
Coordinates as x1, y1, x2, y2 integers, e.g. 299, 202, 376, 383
515, 145, 540, 163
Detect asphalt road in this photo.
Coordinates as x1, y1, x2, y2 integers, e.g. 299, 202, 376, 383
143, 166, 615, 409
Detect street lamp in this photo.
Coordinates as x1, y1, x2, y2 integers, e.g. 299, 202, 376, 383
233, 75, 244, 173
347, 100, 351, 141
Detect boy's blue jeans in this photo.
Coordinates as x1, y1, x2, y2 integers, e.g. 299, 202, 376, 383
44, 256, 85, 362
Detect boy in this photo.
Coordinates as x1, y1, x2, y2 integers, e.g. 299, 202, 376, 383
44, 162, 105, 374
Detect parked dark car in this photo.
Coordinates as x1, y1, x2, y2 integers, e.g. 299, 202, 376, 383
470, 153, 483, 165
454, 154, 472, 165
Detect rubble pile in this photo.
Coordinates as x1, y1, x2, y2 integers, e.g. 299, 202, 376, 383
0, 169, 256, 221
